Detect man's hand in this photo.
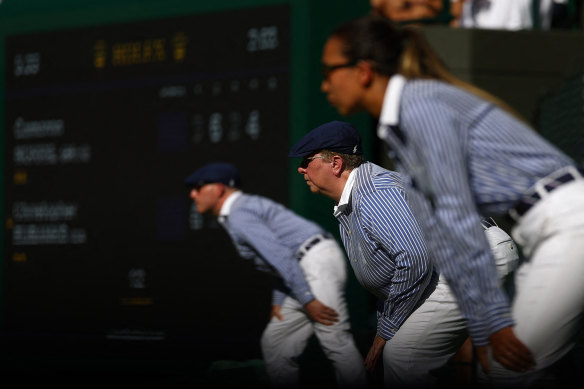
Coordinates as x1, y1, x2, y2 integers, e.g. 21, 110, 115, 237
475, 345, 490, 374
364, 335, 387, 373
476, 327, 535, 373
304, 299, 339, 325
270, 305, 283, 321
490, 327, 535, 372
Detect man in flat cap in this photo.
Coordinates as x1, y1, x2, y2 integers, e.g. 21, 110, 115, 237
289, 121, 468, 388
185, 162, 366, 389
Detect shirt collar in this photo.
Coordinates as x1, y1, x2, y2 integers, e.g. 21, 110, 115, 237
378, 74, 406, 138
333, 166, 359, 217
218, 190, 242, 222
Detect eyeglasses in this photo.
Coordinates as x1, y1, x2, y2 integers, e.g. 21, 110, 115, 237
300, 155, 326, 169
321, 60, 358, 80
192, 181, 211, 191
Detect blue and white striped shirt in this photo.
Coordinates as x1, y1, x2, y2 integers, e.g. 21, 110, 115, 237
378, 75, 575, 345
334, 162, 436, 341
218, 192, 324, 306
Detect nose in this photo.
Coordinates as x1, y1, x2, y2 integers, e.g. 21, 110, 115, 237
298, 166, 307, 175
189, 189, 198, 200
321, 79, 329, 93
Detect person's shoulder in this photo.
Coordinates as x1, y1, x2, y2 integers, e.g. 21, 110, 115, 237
405, 78, 462, 100
229, 192, 259, 214
357, 163, 404, 194
234, 192, 291, 215
406, 77, 447, 90
368, 163, 403, 186
401, 79, 482, 126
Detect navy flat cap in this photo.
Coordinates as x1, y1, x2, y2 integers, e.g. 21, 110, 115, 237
185, 162, 242, 189
288, 121, 362, 158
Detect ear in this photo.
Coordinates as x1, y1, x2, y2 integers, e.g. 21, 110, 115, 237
209, 183, 225, 198
330, 155, 344, 177
357, 60, 375, 87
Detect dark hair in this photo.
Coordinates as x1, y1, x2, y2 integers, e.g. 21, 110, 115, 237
331, 15, 451, 79
332, 16, 406, 77
331, 15, 524, 119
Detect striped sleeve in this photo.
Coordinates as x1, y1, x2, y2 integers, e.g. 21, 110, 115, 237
361, 186, 432, 340
405, 97, 513, 344
229, 208, 315, 305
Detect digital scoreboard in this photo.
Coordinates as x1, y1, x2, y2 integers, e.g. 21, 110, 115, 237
3, 4, 290, 359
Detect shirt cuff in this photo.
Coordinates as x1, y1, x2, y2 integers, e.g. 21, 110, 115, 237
377, 314, 399, 341
272, 288, 287, 306
467, 305, 514, 346
295, 288, 315, 306
485, 304, 515, 340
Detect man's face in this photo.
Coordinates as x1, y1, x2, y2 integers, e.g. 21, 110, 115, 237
189, 183, 220, 214
320, 36, 363, 116
297, 153, 330, 195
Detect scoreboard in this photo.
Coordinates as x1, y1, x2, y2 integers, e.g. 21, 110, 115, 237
3, 3, 289, 358
0, 0, 373, 370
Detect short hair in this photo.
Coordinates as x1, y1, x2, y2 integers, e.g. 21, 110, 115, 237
320, 149, 364, 170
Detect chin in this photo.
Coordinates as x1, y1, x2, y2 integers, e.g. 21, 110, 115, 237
334, 105, 353, 117
342, 105, 360, 116
308, 185, 321, 194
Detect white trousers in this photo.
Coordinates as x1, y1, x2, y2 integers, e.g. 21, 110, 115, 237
383, 276, 468, 388
260, 238, 367, 388
488, 180, 584, 387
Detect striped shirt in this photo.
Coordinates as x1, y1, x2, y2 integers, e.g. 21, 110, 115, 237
218, 191, 324, 306
334, 162, 435, 341
377, 75, 575, 345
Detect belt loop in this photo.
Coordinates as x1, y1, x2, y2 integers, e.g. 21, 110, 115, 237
534, 180, 550, 200
533, 166, 580, 199
510, 165, 582, 221
568, 165, 583, 180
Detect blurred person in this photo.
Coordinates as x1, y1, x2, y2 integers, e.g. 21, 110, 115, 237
185, 162, 366, 389
370, 0, 447, 22
319, 14, 584, 387
451, 0, 559, 30
289, 121, 469, 388
371, 0, 571, 29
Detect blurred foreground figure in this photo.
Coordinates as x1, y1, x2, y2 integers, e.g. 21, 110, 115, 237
452, 0, 560, 30
370, 0, 570, 29
370, 0, 447, 22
